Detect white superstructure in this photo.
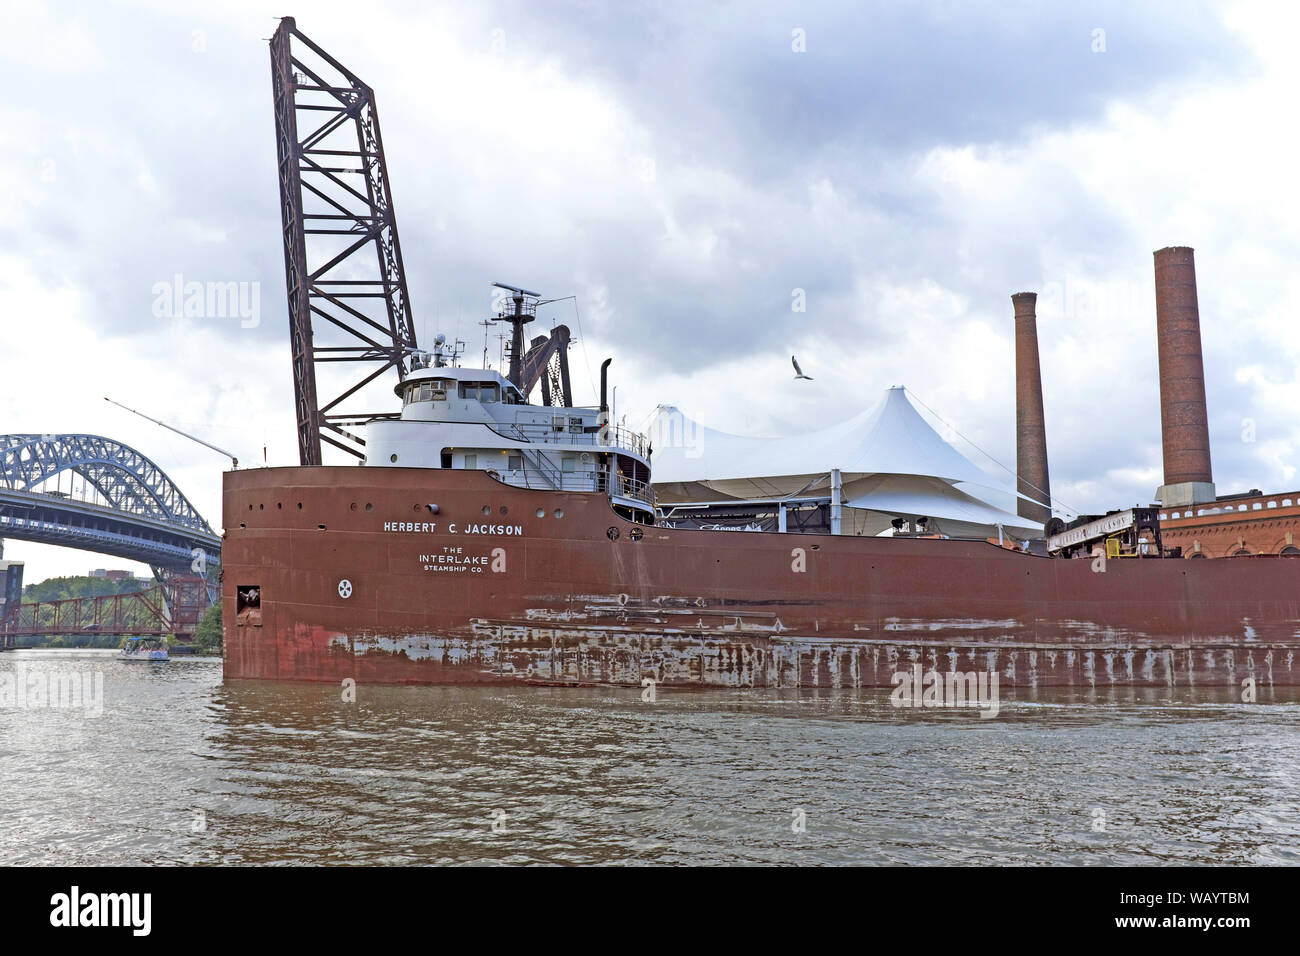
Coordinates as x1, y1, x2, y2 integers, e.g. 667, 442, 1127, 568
363, 342, 655, 523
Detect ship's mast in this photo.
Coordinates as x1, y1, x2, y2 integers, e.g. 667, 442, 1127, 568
487, 283, 576, 406
491, 282, 538, 388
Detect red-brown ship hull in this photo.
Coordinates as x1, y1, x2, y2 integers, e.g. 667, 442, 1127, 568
221, 467, 1300, 687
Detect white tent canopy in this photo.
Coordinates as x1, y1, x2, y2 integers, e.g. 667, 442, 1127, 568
649, 387, 1042, 536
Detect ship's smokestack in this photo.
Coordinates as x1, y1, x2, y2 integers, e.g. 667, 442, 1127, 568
1012, 292, 1051, 526
599, 358, 612, 414
1153, 246, 1215, 507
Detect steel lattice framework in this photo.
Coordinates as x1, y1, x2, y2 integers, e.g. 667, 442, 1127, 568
0, 575, 213, 642
0, 435, 214, 535
519, 325, 574, 407
270, 16, 418, 465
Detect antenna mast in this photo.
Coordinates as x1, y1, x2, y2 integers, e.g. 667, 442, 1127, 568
491, 282, 539, 387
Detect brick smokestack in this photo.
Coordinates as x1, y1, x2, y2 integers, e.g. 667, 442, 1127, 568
1013, 292, 1051, 526
1153, 246, 1215, 507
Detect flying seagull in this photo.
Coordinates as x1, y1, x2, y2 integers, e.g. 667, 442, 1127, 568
792, 356, 813, 380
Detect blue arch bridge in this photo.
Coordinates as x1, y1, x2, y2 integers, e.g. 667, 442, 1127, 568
0, 435, 222, 647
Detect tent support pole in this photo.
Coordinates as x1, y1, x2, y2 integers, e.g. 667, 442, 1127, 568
830, 469, 842, 535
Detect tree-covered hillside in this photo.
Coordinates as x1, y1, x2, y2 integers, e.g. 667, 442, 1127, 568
23, 575, 149, 604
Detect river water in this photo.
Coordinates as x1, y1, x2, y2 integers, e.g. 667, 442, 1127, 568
1, 649, 1296, 865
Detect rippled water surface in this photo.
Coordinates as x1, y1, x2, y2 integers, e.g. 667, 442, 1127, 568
1, 649, 1297, 865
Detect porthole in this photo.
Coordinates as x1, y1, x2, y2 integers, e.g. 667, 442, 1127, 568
318, 524, 327, 531
297, 502, 303, 510
259, 503, 264, 510
248, 504, 253, 511
553, 508, 564, 518
239, 523, 246, 529
350, 503, 357, 512
536, 508, 545, 518
413, 504, 421, 513
277, 502, 282, 509
482, 506, 491, 516
365, 503, 373, 512
499, 506, 509, 515
390, 454, 398, 463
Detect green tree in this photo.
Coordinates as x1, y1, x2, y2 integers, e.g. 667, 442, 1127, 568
193, 602, 222, 655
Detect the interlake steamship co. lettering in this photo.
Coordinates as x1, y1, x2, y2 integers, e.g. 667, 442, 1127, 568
381, 521, 523, 536
419, 553, 488, 564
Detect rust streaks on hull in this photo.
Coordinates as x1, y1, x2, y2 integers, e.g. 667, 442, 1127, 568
242, 621, 1300, 689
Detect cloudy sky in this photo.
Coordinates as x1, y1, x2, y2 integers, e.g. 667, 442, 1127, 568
3, 0, 1298, 580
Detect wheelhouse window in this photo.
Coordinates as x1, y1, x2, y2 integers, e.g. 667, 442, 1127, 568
404, 380, 447, 404
459, 382, 500, 403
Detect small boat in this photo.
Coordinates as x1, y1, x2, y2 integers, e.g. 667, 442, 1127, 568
119, 637, 169, 662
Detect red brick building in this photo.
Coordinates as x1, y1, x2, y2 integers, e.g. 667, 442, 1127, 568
1159, 490, 1300, 557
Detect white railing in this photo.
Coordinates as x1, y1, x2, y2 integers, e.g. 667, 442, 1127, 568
492, 466, 655, 508
497, 421, 651, 459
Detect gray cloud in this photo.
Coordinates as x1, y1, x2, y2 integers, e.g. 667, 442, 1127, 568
2, 0, 1278, 531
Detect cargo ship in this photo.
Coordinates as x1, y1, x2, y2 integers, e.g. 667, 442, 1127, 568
221, 19, 1300, 689
221, 317, 1300, 689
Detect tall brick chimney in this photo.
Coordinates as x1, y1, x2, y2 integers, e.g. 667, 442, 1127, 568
1153, 246, 1215, 507
1012, 292, 1051, 526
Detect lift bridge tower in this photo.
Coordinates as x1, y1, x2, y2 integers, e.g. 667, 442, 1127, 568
270, 18, 576, 464
270, 16, 417, 465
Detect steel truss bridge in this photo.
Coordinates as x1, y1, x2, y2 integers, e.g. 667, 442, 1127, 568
2, 577, 210, 642
0, 434, 221, 646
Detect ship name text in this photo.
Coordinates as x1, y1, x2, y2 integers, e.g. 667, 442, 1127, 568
382, 521, 524, 536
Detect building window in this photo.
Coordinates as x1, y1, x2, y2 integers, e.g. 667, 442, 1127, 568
464, 454, 478, 469
1283, 547, 1300, 556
